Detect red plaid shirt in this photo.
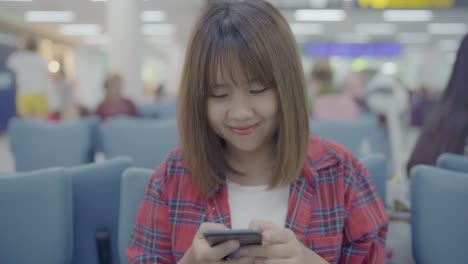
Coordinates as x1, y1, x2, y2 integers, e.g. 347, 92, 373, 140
127, 137, 389, 264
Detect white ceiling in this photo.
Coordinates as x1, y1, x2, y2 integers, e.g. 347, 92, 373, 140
0, 0, 467, 47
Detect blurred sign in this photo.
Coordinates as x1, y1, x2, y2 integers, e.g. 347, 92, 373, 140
356, 0, 454, 8
303, 42, 402, 58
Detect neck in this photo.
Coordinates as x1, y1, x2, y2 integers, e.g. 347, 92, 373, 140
224, 140, 276, 186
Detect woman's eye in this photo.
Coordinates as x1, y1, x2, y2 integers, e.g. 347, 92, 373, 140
210, 93, 228, 99
250, 87, 270, 94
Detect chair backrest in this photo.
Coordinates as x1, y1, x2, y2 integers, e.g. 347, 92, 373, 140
102, 117, 179, 168
410, 165, 468, 264
137, 98, 177, 120
0, 168, 73, 264
436, 153, 468, 173
9, 118, 94, 171
359, 153, 387, 203
310, 115, 388, 157
82, 116, 101, 155
118, 168, 152, 264
67, 157, 133, 264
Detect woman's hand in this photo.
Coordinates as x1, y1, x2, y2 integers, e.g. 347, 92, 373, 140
178, 222, 254, 264
240, 220, 328, 264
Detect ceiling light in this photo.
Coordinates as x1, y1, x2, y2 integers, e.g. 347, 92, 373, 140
383, 10, 433, 22
428, 23, 468, 35
83, 35, 109, 45
142, 24, 174, 35
25, 11, 75, 22
356, 23, 396, 35
60, 24, 101, 36
289, 23, 323, 35
141, 11, 166, 22
396, 33, 431, 43
294, 9, 346, 21
335, 33, 370, 43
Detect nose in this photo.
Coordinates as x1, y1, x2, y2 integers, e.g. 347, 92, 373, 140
227, 92, 254, 122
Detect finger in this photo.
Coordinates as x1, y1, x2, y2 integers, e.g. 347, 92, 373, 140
240, 243, 293, 259
263, 228, 295, 244
210, 240, 241, 261
249, 220, 277, 231
248, 220, 293, 244
195, 222, 229, 239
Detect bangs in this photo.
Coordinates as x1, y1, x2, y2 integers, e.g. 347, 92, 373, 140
204, 19, 275, 91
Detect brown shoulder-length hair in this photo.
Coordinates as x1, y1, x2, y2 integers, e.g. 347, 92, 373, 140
178, 0, 310, 196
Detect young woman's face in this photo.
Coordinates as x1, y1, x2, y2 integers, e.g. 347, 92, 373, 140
207, 72, 279, 154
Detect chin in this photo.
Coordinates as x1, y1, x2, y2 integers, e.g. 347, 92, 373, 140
225, 138, 265, 153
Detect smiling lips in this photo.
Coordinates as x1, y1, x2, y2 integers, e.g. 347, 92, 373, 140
229, 123, 260, 136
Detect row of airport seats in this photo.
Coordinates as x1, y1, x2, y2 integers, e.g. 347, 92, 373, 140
0, 153, 388, 264
0, 157, 148, 264
410, 153, 468, 264
9, 114, 388, 169
310, 114, 389, 158
136, 99, 178, 120
8, 116, 179, 171
8, 115, 389, 202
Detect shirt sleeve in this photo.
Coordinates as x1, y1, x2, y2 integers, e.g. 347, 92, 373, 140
126, 159, 175, 264
340, 158, 389, 264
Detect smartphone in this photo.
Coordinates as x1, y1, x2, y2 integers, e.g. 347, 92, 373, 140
203, 229, 263, 260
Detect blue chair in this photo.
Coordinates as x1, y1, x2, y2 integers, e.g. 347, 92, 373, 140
410, 165, 468, 264
310, 115, 388, 157
9, 118, 94, 171
436, 153, 468, 173
0, 168, 73, 263
102, 117, 179, 169
360, 153, 387, 203
82, 116, 101, 155
67, 157, 133, 264
118, 168, 152, 264
137, 98, 177, 120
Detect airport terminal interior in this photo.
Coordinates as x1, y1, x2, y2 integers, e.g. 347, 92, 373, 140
1, 0, 468, 263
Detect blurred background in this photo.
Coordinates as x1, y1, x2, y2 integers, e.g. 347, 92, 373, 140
1, 1, 468, 264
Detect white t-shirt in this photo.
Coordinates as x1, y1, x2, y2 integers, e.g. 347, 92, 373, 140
227, 180, 290, 229
7, 50, 48, 94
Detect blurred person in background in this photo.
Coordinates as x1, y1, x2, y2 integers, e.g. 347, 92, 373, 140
95, 73, 138, 121
154, 83, 166, 103
408, 84, 438, 127
407, 34, 468, 173
311, 61, 360, 121
310, 59, 334, 96
6, 36, 49, 119
343, 71, 367, 110
51, 68, 79, 121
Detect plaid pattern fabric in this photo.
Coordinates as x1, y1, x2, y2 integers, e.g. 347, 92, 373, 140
126, 137, 389, 264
